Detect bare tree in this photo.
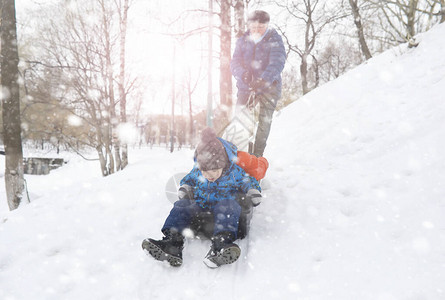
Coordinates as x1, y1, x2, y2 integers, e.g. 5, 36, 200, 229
182, 46, 205, 147
278, 66, 302, 109
422, 0, 445, 26
367, 0, 421, 45
1, 0, 26, 210
348, 0, 373, 59
315, 40, 362, 83
219, 0, 233, 115
420, 0, 445, 25
21, 65, 89, 153
155, 6, 209, 145
98, 0, 118, 173
277, 0, 344, 94
28, 0, 134, 176
115, 0, 131, 169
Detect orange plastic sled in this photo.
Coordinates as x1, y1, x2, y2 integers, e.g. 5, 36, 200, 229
236, 151, 269, 181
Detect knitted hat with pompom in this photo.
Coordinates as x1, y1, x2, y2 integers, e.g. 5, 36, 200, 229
196, 128, 228, 171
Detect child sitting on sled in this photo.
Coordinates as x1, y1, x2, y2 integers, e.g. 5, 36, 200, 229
142, 127, 268, 268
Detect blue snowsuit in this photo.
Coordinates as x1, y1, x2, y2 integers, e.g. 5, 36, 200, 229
162, 138, 261, 239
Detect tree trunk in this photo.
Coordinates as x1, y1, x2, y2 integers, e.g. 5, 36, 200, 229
441, 0, 445, 23
219, 0, 233, 119
97, 146, 108, 176
300, 54, 310, 95
1, 0, 26, 210
348, 0, 372, 60
118, 0, 129, 169
311, 54, 320, 88
188, 87, 195, 148
105, 123, 114, 175
407, 0, 418, 39
406, 0, 419, 48
170, 45, 176, 153
100, 0, 121, 172
107, 144, 114, 175
233, 0, 246, 38
206, 0, 213, 128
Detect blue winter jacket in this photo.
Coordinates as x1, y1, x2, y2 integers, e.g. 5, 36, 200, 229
180, 138, 261, 209
230, 28, 286, 99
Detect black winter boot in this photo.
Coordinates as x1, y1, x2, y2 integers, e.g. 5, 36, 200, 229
142, 231, 184, 267
203, 232, 241, 268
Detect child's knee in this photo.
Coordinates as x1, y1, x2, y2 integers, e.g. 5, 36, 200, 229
174, 198, 194, 208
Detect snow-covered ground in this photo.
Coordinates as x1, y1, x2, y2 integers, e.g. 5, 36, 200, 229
1, 23, 445, 300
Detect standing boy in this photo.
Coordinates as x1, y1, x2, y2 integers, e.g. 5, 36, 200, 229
230, 10, 286, 157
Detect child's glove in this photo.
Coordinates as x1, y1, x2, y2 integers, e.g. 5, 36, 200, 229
247, 189, 262, 207
178, 185, 193, 202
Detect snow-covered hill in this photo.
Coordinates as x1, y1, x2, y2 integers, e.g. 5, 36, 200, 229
1, 23, 445, 300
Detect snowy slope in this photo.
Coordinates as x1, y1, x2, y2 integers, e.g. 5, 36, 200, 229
1, 23, 445, 300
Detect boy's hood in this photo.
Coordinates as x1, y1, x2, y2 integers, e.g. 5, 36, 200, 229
217, 137, 238, 167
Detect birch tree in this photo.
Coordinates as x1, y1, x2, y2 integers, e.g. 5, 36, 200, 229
1, 0, 26, 210
115, 0, 131, 169
28, 0, 134, 176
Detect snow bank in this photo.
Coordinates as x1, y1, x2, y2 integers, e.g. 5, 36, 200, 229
1, 23, 445, 300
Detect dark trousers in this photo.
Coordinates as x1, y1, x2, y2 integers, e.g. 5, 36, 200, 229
162, 198, 242, 239
237, 91, 278, 157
